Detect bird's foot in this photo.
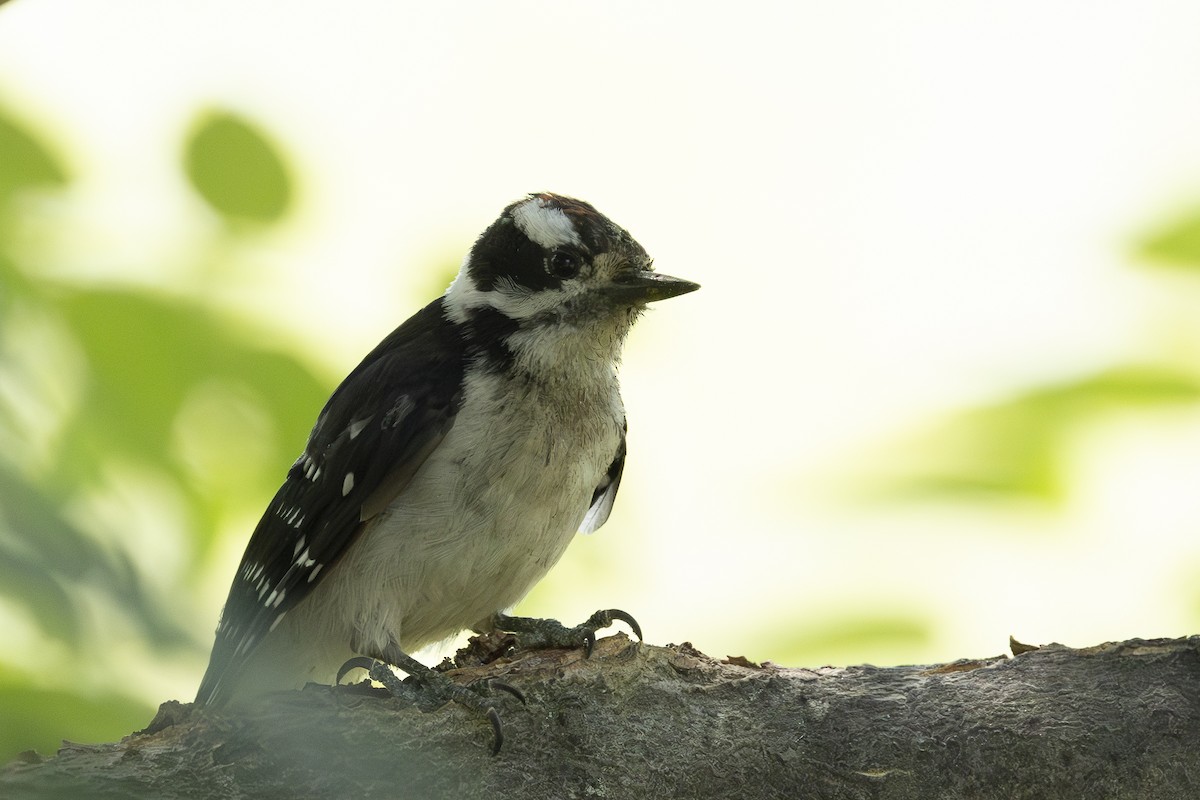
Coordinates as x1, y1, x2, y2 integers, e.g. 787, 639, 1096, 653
494, 608, 642, 657
336, 644, 524, 755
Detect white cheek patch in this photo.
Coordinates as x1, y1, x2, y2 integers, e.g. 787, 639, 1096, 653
511, 198, 581, 250
489, 276, 571, 320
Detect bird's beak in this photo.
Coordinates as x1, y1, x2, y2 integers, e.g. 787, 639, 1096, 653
603, 269, 700, 306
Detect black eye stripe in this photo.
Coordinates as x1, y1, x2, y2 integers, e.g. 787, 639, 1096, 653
468, 217, 562, 292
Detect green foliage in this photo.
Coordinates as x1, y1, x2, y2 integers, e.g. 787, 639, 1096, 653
184, 110, 293, 224
51, 288, 331, 555
0, 462, 176, 649
767, 613, 932, 668
848, 201, 1200, 510
0, 666, 150, 762
1140, 206, 1200, 268
0, 100, 331, 759
863, 366, 1200, 503
0, 105, 67, 202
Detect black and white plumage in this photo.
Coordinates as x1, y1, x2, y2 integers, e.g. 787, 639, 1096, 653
195, 192, 698, 708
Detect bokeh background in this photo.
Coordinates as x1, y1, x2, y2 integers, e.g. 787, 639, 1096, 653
5, 0, 1200, 760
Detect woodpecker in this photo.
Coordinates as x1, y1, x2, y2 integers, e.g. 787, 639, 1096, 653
195, 193, 698, 734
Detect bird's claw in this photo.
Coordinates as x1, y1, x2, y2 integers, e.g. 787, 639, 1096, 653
481, 678, 527, 705
335, 652, 519, 755
495, 607, 642, 657
331, 607, 639, 755
485, 707, 503, 756
336, 656, 380, 685
579, 608, 642, 656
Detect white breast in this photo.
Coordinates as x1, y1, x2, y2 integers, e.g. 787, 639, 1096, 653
261, 365, 625, 687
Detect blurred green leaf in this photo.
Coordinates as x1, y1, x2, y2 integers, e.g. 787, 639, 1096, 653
183, 110, 292, 224
0, 467, 88, 646
0, 549, 80, 647
0, 666, 153, 760
768, 614, 932, 667
1140, 206, 1200, 268
862, 365, 1200, 503
0, 282, 335, 754
52, 287, 331, 555
0, 103, 68, 203
0, 463, 191, 649
0, 250, 23, 320
0, 97, 331, 764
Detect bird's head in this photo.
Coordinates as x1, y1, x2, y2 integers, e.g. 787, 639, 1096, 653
445, 193, 699, 374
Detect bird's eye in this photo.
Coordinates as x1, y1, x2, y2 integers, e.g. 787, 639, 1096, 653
547, 251, 582, 279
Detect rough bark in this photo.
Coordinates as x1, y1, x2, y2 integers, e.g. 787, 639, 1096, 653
3, 634, 1198, 799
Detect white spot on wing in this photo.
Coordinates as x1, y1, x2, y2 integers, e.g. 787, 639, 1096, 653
307, 563, 324, 582
234, 633, 257, 657
269, 612, 287, 632
343, 472, 355, 496
348, 416, 372, 440
296, 547, 316, 568
382, 396, 415, 429
580, 495, 611, 534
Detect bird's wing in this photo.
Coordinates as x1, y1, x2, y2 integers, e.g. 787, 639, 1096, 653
580, 420, 626, 534
196, 299, 466, 706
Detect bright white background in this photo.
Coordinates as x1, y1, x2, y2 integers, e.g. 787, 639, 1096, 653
4, 0, 1200, 708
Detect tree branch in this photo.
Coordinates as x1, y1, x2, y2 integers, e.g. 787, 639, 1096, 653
4, 635, 1198, 798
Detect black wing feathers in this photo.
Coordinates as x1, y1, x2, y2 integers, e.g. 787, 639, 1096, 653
196, 298, 467, 706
